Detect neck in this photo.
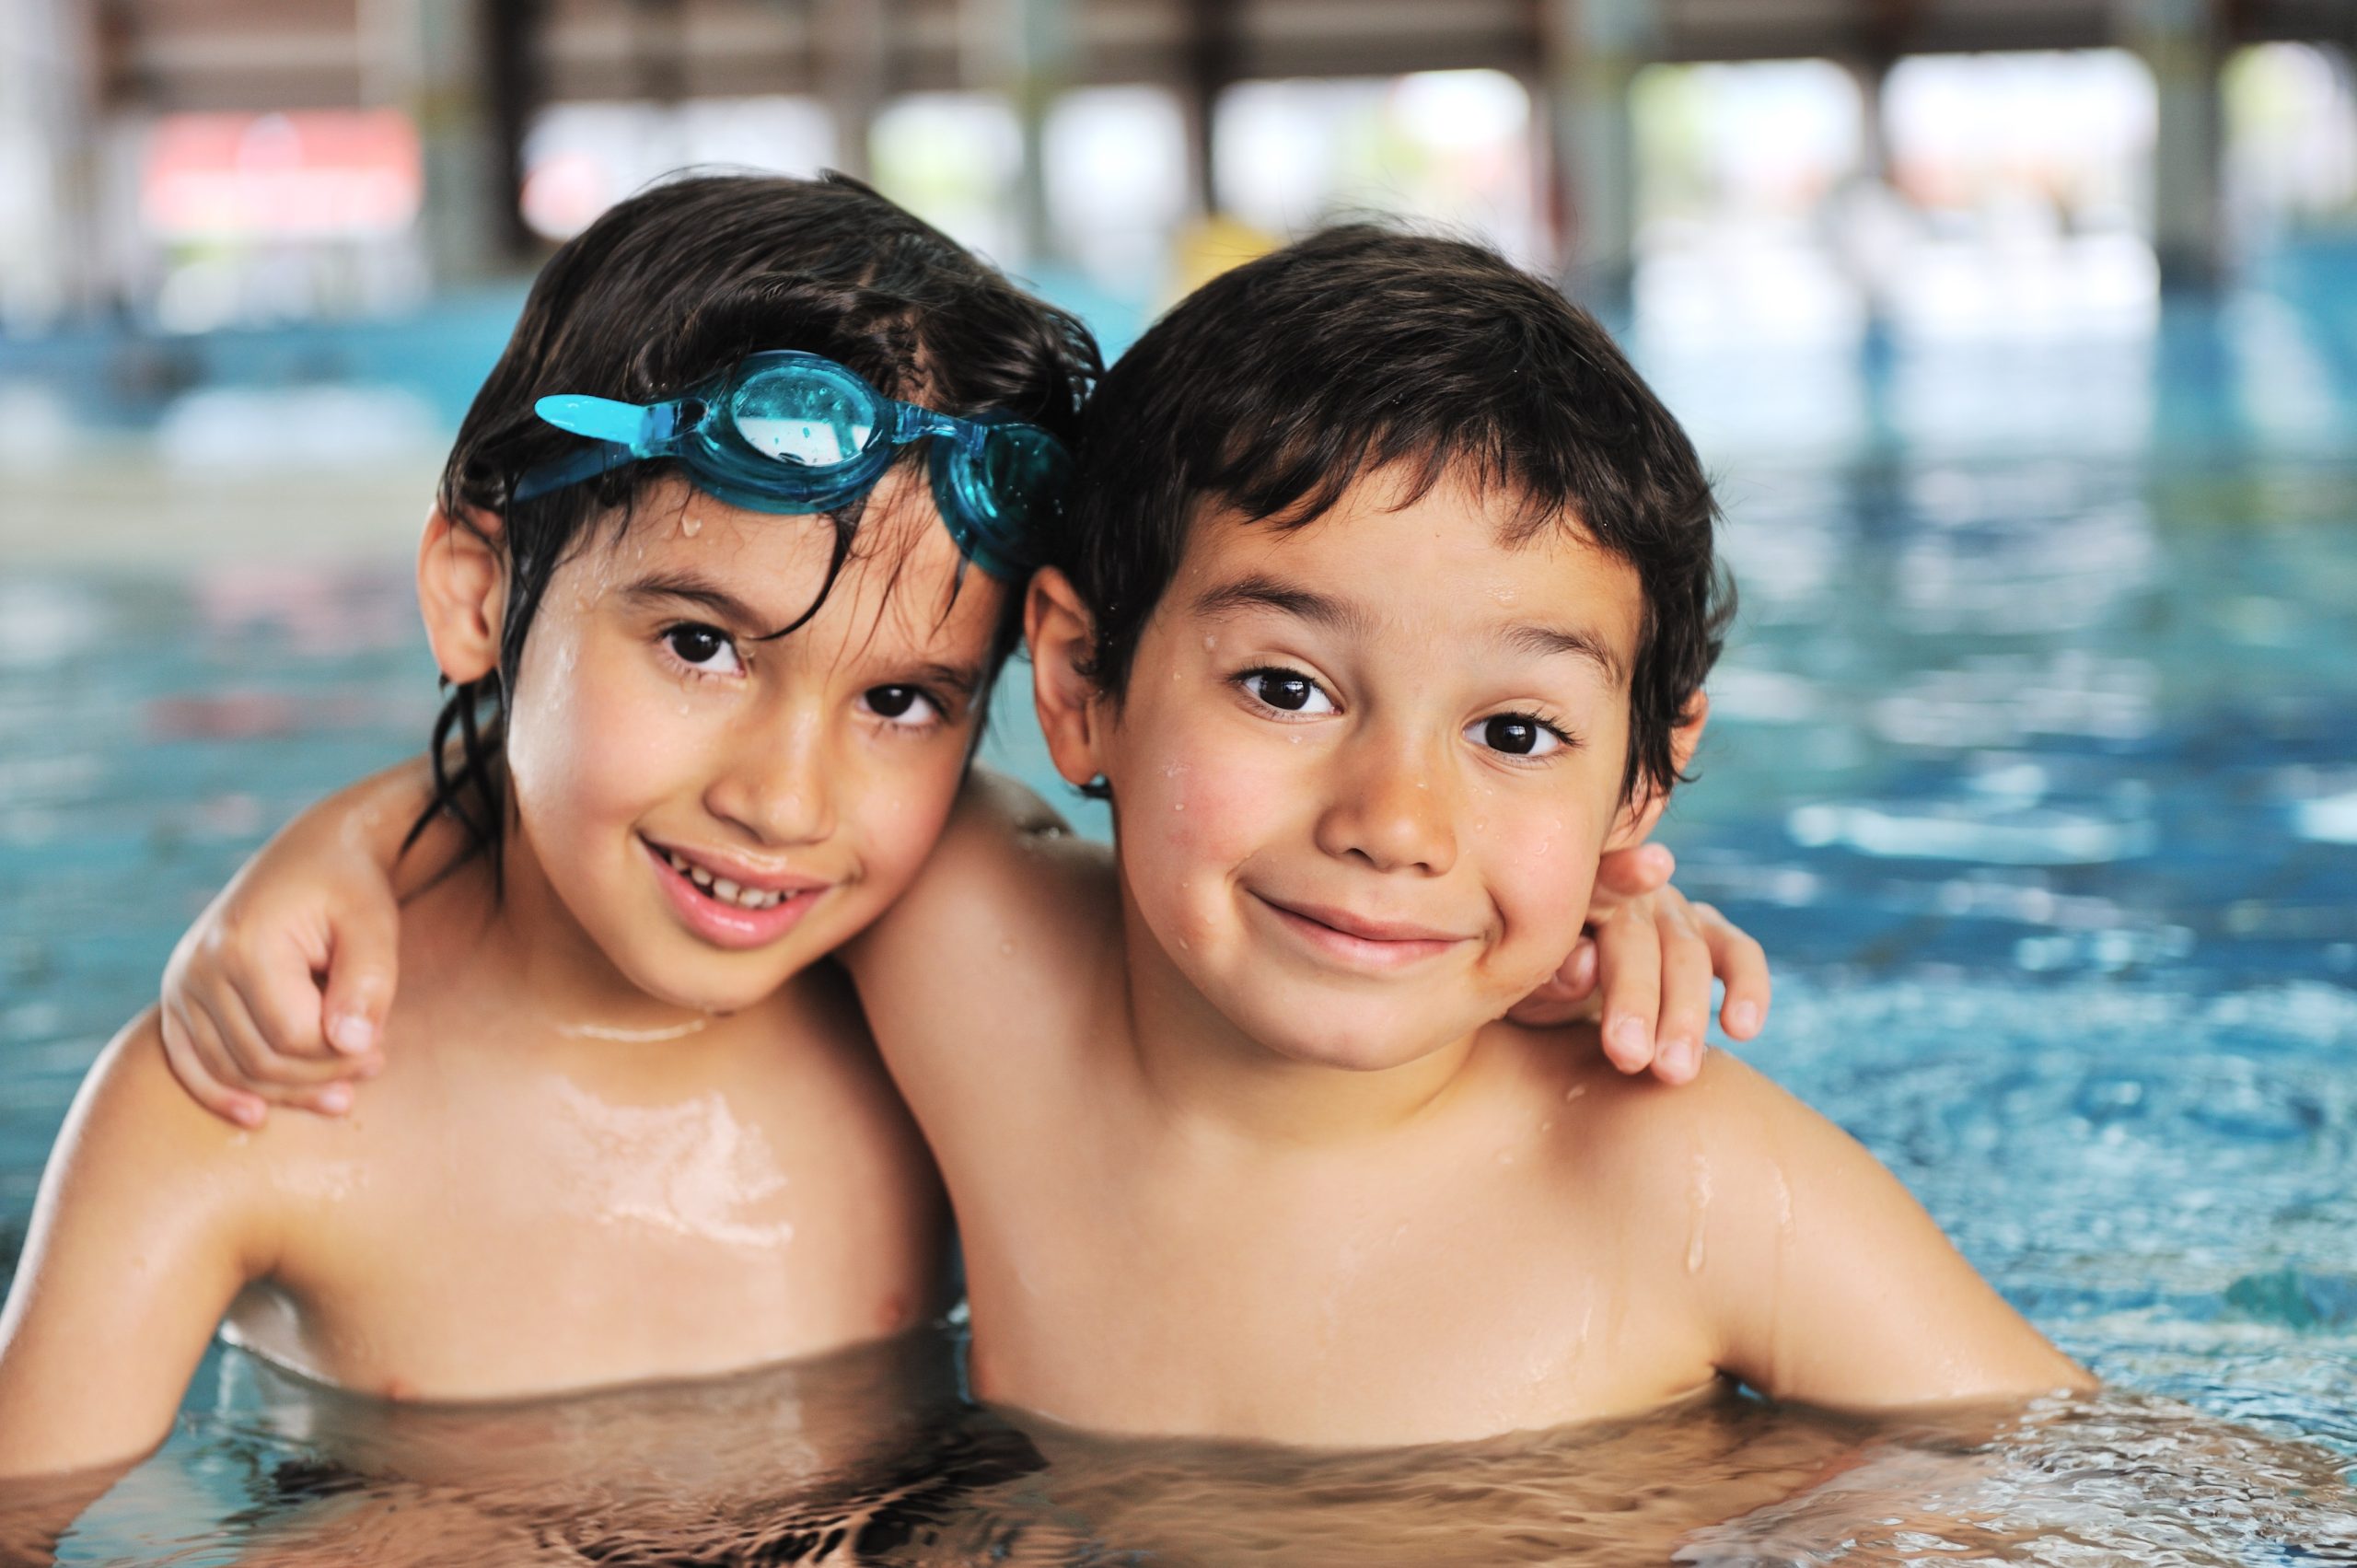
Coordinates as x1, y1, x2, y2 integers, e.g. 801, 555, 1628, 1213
458, 820, 723, 1045
1116, 877, 1485, 1148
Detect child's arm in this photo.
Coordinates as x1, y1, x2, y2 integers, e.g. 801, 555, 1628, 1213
0, 1013, 276, 1478
1658, 1055, 2093, 1410
159, 759, 439, 1125
158, 762, 1771, 1117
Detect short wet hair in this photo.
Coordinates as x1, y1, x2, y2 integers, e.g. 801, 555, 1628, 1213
422, 171, 1099, 865
1047, 223, 1731, 805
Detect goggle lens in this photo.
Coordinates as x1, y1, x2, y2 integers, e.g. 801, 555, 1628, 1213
730, 371, 877, 468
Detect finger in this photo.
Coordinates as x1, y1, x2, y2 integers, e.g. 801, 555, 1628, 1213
1593, 909, 1663, 1074
227, 935, 336, 1063
1651, 902, 1715, 1086
205, 985, 360, 1096
285, 1083, 356, 1117
321, 894, 402, 1058
1504, 982, 1591, 1028
1697, 903, 1771, 1041
1556, 935, 1598, 1002
1591, 842, 1675, 900
162, 1002, 267, 1129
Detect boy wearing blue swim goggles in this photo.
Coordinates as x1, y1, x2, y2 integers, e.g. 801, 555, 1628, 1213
514, 349, 1068, 581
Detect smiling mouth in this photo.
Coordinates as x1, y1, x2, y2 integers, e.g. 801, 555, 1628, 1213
1250, 890, 1468, 969
642, 836, 832, 925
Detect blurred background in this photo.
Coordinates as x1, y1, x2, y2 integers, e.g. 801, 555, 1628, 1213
6, 4, 2357, 1551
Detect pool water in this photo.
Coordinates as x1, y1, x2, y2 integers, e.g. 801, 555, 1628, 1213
6, 267, 2357, 1560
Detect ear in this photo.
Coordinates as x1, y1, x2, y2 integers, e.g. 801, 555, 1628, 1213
416, 505, 506, 687
1604, 691, 1708, 852
1024, 567, 1110, 790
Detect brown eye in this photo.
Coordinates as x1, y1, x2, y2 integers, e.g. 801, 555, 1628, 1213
859, 685, 943, 728
1242, 669, 1333, 714
663, 623, 741, 673
1469, 714, 1567, 757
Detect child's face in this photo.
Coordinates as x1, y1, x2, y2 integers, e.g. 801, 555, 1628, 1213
494, 470, 1004, 1015
1094, 468, 1655, 1071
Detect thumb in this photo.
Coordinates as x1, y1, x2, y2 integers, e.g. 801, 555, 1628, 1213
320, 895, 401, 1056
1593, 842, 1673, 900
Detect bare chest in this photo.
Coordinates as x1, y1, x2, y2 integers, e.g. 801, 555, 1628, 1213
234, 1070, 946, 1401
962, 1145, 1715, 1445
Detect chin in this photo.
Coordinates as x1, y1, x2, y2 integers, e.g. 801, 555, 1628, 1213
1231, 993, 1456, 1074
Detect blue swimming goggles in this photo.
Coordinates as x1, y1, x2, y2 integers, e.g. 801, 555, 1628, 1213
511, 350, 1065, 579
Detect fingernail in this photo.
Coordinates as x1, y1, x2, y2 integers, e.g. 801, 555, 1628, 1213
1727, 1001, 1760, 1037
1609, 1016, 1651, 1063
1671, 1040, 1703, 1079
318, 1084, 352, 1114
1642, 844, 1673, 874
235, 1100, 265, 1129
329, 1014, 377, 1055
1570, 945, 1597, 989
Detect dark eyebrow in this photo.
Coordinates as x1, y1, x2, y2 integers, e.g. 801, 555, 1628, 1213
906, 661, 983, 699
625, 572, 982, 695
1501, 622, 1626, 687
1190, 574, 1375, 638
621, 572, 773, 632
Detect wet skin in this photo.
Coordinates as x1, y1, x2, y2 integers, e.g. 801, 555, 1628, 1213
850, 466, 2091, 1445
0, 470, 996, 1473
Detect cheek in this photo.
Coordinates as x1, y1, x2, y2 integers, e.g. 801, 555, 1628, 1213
505, 633, 691, 838
1112, 705, 1302, 925
842, 747, 969, 899
1479, 799, 1606, 967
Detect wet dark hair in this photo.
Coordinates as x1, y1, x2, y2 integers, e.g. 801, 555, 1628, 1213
416, 171, 1098, 867
1045, 223, 1732, 807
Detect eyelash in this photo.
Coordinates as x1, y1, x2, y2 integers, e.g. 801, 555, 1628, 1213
1231, 665, 1577, 760
659, 621, 742, 679
656, 622, 956, 734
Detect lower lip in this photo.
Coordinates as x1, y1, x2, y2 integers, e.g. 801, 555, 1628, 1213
1249, 893, 1463, 972
645, 841, 828, 951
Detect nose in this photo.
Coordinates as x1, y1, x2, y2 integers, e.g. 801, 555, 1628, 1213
706, 700, 837, 847
1313, 725, 1457, 876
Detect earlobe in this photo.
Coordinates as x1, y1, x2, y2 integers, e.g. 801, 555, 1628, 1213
1025, 568, 1108, 790
416, 505, 506, 687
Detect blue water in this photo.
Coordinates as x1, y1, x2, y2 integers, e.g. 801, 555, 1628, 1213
4, 252, 2357, 1560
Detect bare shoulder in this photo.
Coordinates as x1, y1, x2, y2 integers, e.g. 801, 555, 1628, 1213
1546, 1043, 2088, 1409
49, 1012, 296, 1249
847, 767, 1119, 1007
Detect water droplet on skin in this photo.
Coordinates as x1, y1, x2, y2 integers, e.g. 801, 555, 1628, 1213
1202, 633, 1217, 650
680, 515, 702, 537
1563, 1084, 1586, 1103
1538, 1119, 1555, 1133
998, 940, 1015, 957
1173, 800, 1184, 811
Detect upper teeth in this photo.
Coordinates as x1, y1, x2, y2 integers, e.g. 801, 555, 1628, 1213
666, 850, 792, 910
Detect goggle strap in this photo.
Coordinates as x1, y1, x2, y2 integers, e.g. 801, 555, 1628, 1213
535, 394, 668, 453
512, 441, 637, 503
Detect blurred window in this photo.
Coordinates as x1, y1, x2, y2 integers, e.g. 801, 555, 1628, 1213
1883, 51, 2153, 235
143, 111, 422, 241
520, 98, 837, 241
2223, 42, 2357, 238
1211, 71, 1538, 263
1045, 86, 1188, 296
870, 93, 1025, 264
1630, 59, 1866, 348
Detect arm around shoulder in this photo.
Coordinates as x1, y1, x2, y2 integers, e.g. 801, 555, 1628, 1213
840, 767, 1119, 1096
1677, 1054, 2092, 1413
0, 1012, 279, 1477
